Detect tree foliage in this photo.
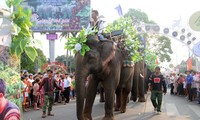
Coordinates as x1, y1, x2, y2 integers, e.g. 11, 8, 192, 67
154, 36, 173, 62
21, 48, 47, 73
124, 8, 173, 63
0, 62, 21, 108
5, 0, 39, 62
55, 55, 75, 72
124, 8, 155, 24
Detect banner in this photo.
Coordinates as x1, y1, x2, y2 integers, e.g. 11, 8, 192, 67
187, 57, 193, 70
21, 0, 91, 32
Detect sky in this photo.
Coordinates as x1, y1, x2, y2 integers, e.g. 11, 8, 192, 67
1, 0, 200, 68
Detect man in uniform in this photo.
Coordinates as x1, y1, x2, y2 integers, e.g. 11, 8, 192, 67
148, 67, 167, 113
38, 70, 63, 118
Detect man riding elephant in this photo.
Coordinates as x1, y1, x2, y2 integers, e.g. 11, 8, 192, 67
87, 10, 105, 40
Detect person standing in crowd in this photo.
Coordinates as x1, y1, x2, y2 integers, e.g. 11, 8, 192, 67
70, 75, 76, 100
173, 74, 179, 95
0, 79, 20, 120
28, 74, 34, 108
177, 74, 185, 96
186, 71, 194, 101
33, 78, 40, 110
183, 77, 188, 97
148, 67, 167, 113
38, 70, 63, 118
54, 73, 61, 104
63, 73, 71, 104
195, 72, 200, 104
170, 73, 175, 94
191, 72, 197, 101
21, 76, 30, 112
60, 76, 65, 104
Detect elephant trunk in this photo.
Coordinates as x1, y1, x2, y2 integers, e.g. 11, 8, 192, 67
75, 55, 88, 120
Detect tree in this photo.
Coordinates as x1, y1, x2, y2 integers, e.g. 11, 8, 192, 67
21, 48, 47, 73
124, 9, 173, 62
150, 36, 173, 62
124, 8, 155, 24
55, 55, 75, 72
179, 60, 187, 73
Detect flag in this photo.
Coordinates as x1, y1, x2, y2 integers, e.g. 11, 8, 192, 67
115, 4, 123, 16
141, 36, 146, 48
187, 57, 192, 70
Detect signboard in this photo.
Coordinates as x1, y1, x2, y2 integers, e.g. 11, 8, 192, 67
189, 11, 200, 31
22, 0, 91, 32
47, 33, 58, 40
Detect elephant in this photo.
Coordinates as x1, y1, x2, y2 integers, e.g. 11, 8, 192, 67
75, 35, 134, 120
131, 61, 153, 102
131, 60, 146, 102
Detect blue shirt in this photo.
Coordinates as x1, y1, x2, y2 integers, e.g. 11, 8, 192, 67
186, 74, 193, 84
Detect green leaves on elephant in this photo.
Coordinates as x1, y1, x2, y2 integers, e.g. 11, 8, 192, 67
65, 28, 95, 56
80, 44, 90, 56
105, 17, 143, 62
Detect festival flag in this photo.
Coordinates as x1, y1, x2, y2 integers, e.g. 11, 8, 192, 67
115, 4, 123, 16
141, 36, 146, 48
187, 57, 193, 70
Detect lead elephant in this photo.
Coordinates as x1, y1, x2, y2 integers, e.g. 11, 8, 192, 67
75, 35, 134, 120
131, 61, 153, 102
131, 60, 146, 102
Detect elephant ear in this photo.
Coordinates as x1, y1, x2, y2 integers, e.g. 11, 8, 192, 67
100, 41, 116, 67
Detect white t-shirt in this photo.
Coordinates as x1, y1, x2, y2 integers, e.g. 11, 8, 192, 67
64, 77, 71, 88
28, 79, 34, 84
170, 76, 174, 84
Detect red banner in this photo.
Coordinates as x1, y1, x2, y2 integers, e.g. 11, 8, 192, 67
187, 58, 193, 70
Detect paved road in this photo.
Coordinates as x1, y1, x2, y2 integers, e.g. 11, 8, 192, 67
23, 90, 200, 120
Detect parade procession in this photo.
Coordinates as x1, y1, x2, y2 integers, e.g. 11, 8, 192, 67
0, 0, 200, 120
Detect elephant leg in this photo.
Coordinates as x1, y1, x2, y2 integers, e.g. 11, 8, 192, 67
120, 88, 130, 113
138, 61, 145, 102
121, 73, 133, 113
115, 88, 122, 111
83, 77, 98, 120
102, 82, 115, 120
131, 67, 139, 102
99, 86, 105, 103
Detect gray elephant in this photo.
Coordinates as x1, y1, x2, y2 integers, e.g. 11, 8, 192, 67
131, 60, 146, 102
75, 35, 134, 120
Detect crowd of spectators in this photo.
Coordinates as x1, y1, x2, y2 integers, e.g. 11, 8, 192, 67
165, 71, 200, 104
20, 70, 76, 112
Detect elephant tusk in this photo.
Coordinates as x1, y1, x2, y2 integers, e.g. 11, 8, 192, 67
140, 74, 144, 78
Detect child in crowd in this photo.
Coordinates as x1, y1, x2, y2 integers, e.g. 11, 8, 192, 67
21, 77, 30, 112
33, 78, 40, 110
183, 78, 187, 96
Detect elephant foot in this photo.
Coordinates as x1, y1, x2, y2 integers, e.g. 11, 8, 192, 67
138, 97, 145, 102
84, 114, 92, 120
120, 107, 126, 113
131, 96, 138, 102
102, 116, 115, 120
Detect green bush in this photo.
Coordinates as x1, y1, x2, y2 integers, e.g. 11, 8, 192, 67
0, 62, 22, 108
